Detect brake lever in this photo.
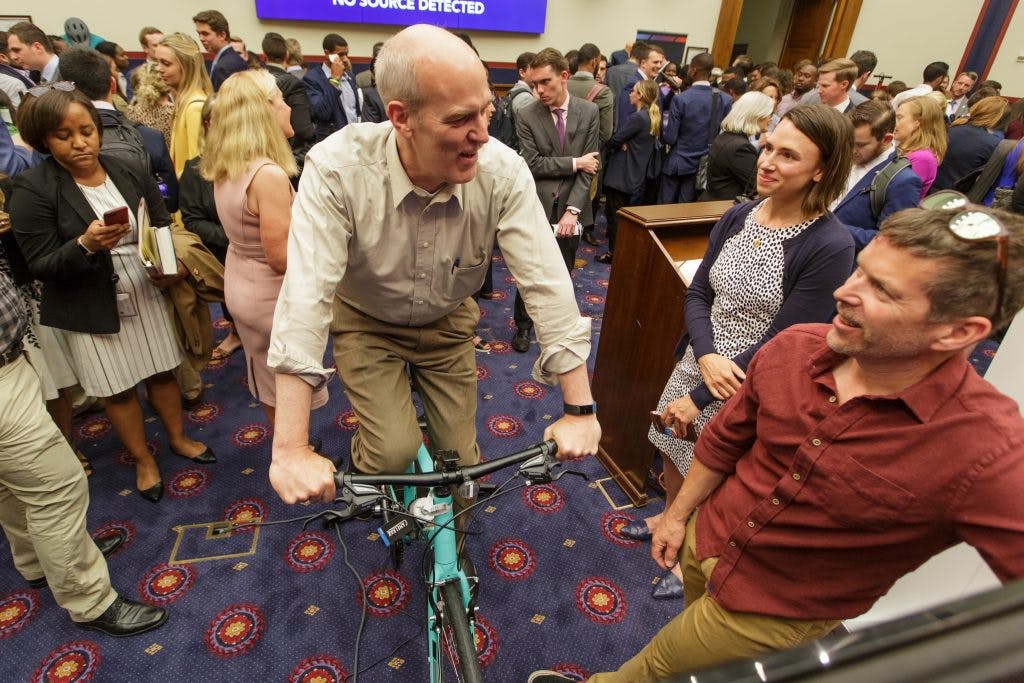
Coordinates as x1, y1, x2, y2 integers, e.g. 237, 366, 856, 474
551, 469, 589, 483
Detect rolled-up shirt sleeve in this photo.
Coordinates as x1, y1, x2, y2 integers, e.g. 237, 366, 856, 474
496, 160, 591, 385
268, 148, 352, 390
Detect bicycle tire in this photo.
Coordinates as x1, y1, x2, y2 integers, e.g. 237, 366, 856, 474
438, 581, 482, 683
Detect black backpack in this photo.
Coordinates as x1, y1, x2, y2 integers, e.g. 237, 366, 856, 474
97, 109, 151, 178
488, 84, 531, 152
869, 157, 911, 221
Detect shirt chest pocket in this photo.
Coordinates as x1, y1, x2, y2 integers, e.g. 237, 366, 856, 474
814, 456, 917, 531
443, 254, 489, 303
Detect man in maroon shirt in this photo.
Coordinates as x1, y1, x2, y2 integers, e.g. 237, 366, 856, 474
532, 204, 1024, 683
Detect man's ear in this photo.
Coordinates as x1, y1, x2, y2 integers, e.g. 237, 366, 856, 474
109, 75, 118, 96
882, 132, 894, 146
387, 100, 411, 135
930, 316, 993, 354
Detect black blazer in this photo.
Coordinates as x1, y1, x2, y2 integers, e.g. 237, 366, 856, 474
266, 64, 316, 149
210, 47, 248, 92
700, 131, 758, 201
10, 155, 172, 334
603, 108, 657, 197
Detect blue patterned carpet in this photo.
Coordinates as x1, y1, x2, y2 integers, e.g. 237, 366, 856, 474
0, 223, 1001, 682
0, 235, 691, 682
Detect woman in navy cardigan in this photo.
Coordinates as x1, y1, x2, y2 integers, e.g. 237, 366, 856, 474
619, 105, 857, 599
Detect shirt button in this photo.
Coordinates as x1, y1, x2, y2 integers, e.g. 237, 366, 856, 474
747, 520, 755, 528
811, 438, 822, 446
420, 242, 429, 248
792, 472, 801, 480
418, 273, 426, 279
828, 395, 837, 403
415, 300, 423, 305
772, 498, 780, 505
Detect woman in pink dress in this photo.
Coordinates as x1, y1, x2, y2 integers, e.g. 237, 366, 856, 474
202, 70, 328, 422
894, 95, 948, 198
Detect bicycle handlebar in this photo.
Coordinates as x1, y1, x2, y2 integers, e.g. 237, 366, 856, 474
333, 440, 558, 490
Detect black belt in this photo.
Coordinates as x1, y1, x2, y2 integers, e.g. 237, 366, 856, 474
0, 341, 23, 369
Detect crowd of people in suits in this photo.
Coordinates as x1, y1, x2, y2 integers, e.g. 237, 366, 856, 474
1, 10, 1024, 662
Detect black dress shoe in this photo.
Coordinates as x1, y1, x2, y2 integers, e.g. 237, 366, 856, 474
619, 519, 652, 541
138, 481, 163, 503
171, 445, 217, 464
78, 597, 168, 637
182, 391, 204, 409
595, 251, 613, 264
651, 570, 685, 600
582, 232, 600, 246
25, 531, 125, 590
511, 328, 530, 353
94, 531, 126, 557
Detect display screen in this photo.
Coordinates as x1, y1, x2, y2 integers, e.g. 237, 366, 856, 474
254, 0, 548, 34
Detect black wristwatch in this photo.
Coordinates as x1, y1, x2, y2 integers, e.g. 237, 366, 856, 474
563, 402, 597, 416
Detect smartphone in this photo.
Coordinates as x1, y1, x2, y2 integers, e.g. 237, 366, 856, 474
328, 53, 339, 63
102, 206, 129, 225
651, 411, 675, 437
651, 410, 699, 442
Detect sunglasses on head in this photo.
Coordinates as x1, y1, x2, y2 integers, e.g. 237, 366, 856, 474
919, 190, 1009, 322
27, 80, 76, 98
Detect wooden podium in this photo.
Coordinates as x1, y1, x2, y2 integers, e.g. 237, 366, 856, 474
592, 201, 733, 507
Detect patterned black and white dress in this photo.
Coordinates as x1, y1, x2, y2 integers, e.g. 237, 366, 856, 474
649, 200, 817, 475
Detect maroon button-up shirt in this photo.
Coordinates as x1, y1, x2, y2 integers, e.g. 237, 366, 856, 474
695, 324, 1024, 620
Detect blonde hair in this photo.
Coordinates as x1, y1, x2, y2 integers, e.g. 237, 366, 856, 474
952, 95, 1008, 129
896, 96, 948, 164
158, 33, 213, 116
129, 61, 170, 109
721, 91, 774, 137
633, 79, 661, 138
201, 70, 297, 182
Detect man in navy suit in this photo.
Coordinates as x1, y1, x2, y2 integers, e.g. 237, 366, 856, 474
834, 101, 921, 252
193, 10, 247, 92
660, 52, 732, 204
303, 33, 359, 143
614, 43, 665, 131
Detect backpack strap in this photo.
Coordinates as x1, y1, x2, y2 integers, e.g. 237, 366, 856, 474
869, 157, 911, 221
706, 87, 720, 146
585, 83, 607, 102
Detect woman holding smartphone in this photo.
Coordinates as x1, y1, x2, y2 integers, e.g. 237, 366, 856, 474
11, 86, 215, 503
619, 105, 856, 599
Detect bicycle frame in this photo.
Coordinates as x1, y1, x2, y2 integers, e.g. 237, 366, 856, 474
396, 444, 477, 682
336, 439, 559, 682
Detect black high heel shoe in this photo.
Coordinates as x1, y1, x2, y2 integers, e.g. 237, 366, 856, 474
171, 445, 217, 464
138, 481, 164, 503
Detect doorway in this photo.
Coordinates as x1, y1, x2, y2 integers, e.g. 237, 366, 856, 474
712, 0, 863, 69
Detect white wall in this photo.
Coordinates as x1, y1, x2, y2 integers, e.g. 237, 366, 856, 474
19, 0, 722, 66
847, 0, 985, 87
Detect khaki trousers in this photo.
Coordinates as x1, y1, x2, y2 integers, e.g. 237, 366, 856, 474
590, 513, 839, 682
331, 297, 481, 474
0, 355, 117, 621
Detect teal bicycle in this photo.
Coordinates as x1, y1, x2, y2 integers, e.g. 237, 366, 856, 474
329, 439, 571, 682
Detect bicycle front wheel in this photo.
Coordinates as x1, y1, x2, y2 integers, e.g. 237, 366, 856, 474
438, 581, 482, 683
